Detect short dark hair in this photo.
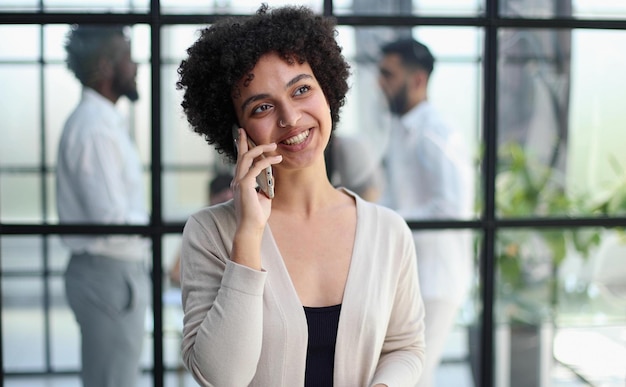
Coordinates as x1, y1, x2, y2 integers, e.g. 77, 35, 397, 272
65, 25, 128, 86
381, 38, 435, 76
209, 172, 233, 196
176, 4, 351, 163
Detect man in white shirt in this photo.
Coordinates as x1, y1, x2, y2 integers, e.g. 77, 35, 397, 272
56, 25, 149, 387
378, 38, 475, 387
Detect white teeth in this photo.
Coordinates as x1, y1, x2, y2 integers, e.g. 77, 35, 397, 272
282, 130, 310, 145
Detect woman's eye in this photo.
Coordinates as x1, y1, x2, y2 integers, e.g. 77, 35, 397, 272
294, 85, 310, 96
252, 104, 272, 114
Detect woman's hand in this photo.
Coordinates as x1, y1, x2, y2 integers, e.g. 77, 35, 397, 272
230, 128, 282, 269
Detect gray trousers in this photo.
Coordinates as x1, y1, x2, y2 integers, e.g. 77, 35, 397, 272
65, 253, 150, 387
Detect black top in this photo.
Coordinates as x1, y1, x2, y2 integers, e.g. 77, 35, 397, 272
303, 304, 342, 387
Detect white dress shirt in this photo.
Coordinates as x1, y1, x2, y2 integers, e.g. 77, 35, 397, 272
382, 101, 475, 302
56, 88, 149, 261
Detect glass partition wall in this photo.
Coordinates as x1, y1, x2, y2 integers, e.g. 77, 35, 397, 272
1, 1, 625, 386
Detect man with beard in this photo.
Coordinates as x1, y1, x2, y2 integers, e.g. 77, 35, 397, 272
378, 38, 475, 387
56, 25, 149, 387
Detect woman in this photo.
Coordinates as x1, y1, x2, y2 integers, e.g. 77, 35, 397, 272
176, 5, 425, 386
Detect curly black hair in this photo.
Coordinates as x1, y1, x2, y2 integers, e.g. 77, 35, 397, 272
65, 25, 127, 86
176, 4, 351, 163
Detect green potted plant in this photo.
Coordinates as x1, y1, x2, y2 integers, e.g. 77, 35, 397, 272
469, 143, 625, 386
495, 142, 601, 325
491, 142, 603, 386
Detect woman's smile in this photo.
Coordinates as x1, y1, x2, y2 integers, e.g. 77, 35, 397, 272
282, 129, 310, 145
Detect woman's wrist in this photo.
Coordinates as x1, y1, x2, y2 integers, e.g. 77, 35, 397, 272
231, 229, 264, 270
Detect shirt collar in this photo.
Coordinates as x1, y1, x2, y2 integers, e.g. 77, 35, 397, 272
82, 87, 120, 116
82, 87, 125, 127
399, 100, 432, 133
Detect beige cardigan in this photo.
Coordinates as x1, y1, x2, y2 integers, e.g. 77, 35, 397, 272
180, 191, 425, 386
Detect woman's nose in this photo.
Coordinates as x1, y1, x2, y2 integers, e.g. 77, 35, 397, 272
277, 103, 301, 128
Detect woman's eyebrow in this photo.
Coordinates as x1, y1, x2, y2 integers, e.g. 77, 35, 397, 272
240, 93, 269, 113
286, 73, 313, 89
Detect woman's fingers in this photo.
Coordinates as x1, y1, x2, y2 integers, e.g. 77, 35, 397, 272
234, 131, 279, 185
232, 129, 281, 196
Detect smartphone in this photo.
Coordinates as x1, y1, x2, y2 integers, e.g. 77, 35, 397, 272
232, 125, 275, 199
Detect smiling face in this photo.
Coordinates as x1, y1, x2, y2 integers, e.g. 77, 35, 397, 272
232, 52, 332, 170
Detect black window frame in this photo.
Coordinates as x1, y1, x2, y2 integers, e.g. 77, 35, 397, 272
2, 1, 626, 386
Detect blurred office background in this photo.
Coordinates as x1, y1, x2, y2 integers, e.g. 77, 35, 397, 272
1, 0, 625, 386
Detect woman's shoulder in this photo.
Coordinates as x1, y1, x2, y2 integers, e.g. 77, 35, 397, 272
352, 194, 415, 267
350, 191, 399, 218
350, 191, 410, 230
185, 200, 237, 234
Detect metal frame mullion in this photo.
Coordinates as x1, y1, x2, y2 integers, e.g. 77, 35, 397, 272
481, 0, 499, 386
149, 0, 164, 385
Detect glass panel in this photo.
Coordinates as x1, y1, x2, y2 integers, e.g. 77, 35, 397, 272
338, 26, 482, 218
3, 375, 82, 386
48, 235, 70, 272
160, 0, 323, 15
1, 236, 43, 272
47, 233, 153, 380
569, 29, 626, 218
163, 234, 182, 293
140, 332, 154, 382
161, 25, 233, 222
43, 24, 70, 61
44, 25, 151, 168
162, 170, 216, 222
130, 24, 151, 64
0, 25, 40, 60
466, 233, 484, 387
161, 25, 223, 179
415, 28, 482, 187
0, 174, 42, 223
0, 0, 150, 12
333, 26, 391, 193
125, 61, 153, 165
49, 276, 80, 370
162, 25, 204, 62
46, 169, 58, 223
574, 0, 626, 18
2, 277, 46, 371
122, 25, 152, 166
43, 0, 149, 13
335, 0, 482, 16
162, 234, 184, 370
164, 371, 196, 386
497, 28, 626, 218
44, 64, 82, 167
412, 229, 478, 387
501, 0, 569, 18
0, 64, 41, 168
0, 237, 59, 374
435, 230, 481, 387
0, 0, 39, 12
50, 24, 152, 226
501, 0, 626, 19
495, 227, 626, 386
161, 63, 217, 166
